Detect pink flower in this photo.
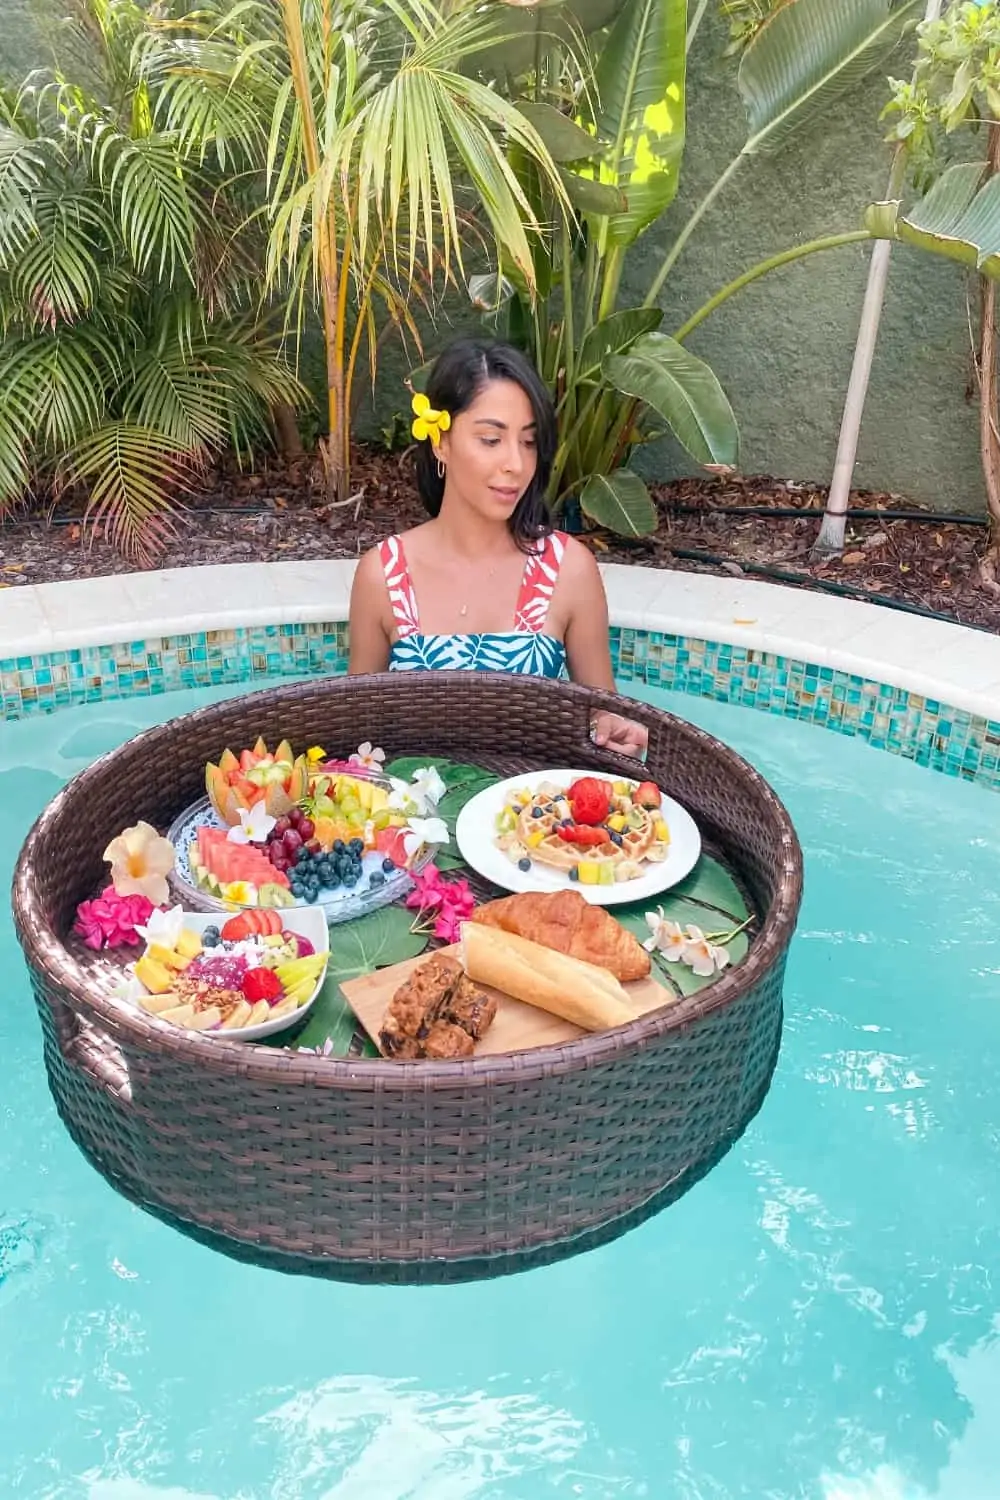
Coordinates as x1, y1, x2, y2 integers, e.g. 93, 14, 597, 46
405, 866, 476, 943
74, 886, 156, 950
405, 865, 447, 913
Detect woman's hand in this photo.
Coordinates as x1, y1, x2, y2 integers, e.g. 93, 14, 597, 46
591, 711, 648, 761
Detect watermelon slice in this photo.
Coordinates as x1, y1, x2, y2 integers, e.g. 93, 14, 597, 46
195, 827, 290, 888
375, 827, 412, 867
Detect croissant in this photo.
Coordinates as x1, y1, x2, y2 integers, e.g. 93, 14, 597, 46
471, 889, 650, 982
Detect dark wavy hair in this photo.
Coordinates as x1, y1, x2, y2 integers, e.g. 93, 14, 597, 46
413, 338, 555, 551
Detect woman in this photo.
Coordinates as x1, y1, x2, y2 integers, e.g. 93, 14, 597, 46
348, 337, 648, 759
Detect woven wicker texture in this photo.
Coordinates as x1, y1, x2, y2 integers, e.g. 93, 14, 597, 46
13, 672, 802, 1282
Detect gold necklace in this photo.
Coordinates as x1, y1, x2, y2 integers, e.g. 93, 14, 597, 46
458, 564, 497, 618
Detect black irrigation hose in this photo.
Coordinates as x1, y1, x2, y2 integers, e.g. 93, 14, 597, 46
666, 503, 989, 527
669, 546, 991, 632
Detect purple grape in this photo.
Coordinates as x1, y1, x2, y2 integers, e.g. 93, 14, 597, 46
283, 829, 302, 853
273, 817, 291, 839
299, 817, 315, 840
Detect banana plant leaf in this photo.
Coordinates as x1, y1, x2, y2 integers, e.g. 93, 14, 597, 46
738, 0, 921, 158
603, 332, 739, 467
866, 160, 1000, 277
580, 470, 658, 536
592, 0, 687, 245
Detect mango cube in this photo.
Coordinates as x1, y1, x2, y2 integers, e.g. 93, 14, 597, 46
174, 928, 203, 960
655, 819, 671, 843
147, 942, 190, 972
576, 860, 600, 885
134, 955, 176, 994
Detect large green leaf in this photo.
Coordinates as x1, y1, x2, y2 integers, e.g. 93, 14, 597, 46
866, 161, 1000, 277
517, 103, 600, 163
616, 854, 753, 999
465, 0, 627, 79
592, 0, 687, 244
738, 0, 920, 158
580, 469, 658, 536
576, 307, 663, 381
603, 332, 739, 466
559, 167, 626, 216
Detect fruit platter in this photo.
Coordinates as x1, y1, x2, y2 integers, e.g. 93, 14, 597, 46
456, 769, 702, 907
166, 738, 445, 923
119, 905, 330, 1041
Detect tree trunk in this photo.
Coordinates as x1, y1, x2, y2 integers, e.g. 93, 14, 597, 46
272, 402, 304, 459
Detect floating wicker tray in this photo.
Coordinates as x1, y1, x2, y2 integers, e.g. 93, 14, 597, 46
13, 671, 802, 1284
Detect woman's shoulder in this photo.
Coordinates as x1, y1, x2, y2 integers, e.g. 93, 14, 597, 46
549, 531, 602, 585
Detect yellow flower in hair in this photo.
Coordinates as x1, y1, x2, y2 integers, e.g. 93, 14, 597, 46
411, 392, 451, 445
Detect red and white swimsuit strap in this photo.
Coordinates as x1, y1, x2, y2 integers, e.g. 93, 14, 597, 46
514, 531, 567, 634
378, 534, 421, 638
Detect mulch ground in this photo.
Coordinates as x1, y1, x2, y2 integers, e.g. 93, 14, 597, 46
0, 446, 996, 634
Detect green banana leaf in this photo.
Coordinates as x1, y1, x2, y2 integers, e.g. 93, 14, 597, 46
738, 0, 920, 158
466, 0, 627, 80
517, 102, 601, 163
866, 160, 1000, 277
580, 469, 658, 535
603, 332, 739, 467
575, 307, 663, 381
592, 0, 687, 245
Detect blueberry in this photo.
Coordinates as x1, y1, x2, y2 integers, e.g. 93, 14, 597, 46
569, 866, 579, 881
349, 838, 364, 854
609, 831, 623, 846
531, 807, 543, 819
202, 924, 221, 947
305, 887, 319, 903
517, 856, 531, 872
382, 857, 396, 874
293, 845, 309, 864
369, 870, 386, 887
290, 883, 303, 898
333, 839, 345, 854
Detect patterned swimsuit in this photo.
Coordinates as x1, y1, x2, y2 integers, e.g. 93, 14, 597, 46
379, 531, 568, 678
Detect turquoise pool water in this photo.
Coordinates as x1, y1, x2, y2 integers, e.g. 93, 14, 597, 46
2, 679, 1000, 1500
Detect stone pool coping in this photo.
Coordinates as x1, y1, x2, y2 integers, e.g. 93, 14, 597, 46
1, 561, 999, 786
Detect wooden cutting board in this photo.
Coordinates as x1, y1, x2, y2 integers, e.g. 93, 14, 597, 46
341, 943, 677, 1058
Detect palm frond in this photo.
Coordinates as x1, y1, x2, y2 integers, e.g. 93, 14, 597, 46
10, 189, 115, 324
1, 322, 122, 451
59, 420, 189, 562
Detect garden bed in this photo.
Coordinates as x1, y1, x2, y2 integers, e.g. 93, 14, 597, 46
0, 449, 995, 634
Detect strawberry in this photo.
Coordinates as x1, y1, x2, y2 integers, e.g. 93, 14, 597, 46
242, 967, 283, 1004
633, 780, 662, 810
568, 776, 612, 826
221, 914, 252, 942
557, 823, 607, 847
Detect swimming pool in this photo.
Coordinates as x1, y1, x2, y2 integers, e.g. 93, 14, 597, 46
2, 678, 999, 1499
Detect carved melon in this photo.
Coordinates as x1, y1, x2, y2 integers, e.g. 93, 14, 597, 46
219, 748, 239, 775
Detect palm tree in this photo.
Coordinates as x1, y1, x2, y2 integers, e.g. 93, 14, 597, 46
138, 0, 570, 501
0, 0, 304, 562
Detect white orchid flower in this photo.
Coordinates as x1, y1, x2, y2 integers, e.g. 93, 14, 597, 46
409, 766, 447, 810
350, 741, 386, 771
227, 804, 277, 845
110, 970, 146, 1005
681, 925, 731, 978
135, 905, 185, 950
387, 776, 419, 814
402, 816, 449, 858
643, 908, 688, 961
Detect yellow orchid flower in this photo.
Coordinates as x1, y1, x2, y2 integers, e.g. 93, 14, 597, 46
306, 745, 327, 765
103, 821, 175, 906
411, 392, 451, 445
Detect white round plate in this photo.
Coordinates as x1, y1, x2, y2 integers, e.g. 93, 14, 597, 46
455, 769, 702, 907
129, 907, 329, 1042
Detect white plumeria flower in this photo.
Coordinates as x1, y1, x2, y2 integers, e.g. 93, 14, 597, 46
409, 766, 447, 810
402, 816, 449, 858
388, 777, 416, 811
643, 908, 687, 961
350, 741, 386, 771
681, 925, 731, 978
227, 804, 277, 845
135, 905, 185, 950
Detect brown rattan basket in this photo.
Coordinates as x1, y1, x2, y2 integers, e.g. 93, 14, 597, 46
12, 672, 802, 1283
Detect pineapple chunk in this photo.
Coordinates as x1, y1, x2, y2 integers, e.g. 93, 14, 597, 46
134, 955, 175, 994
576, 860, 600, 885
146, 942, 190, 972
174, 928, 203, 960
655, 819, 671, 844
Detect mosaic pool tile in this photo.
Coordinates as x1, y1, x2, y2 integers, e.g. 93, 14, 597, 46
1, 620, 998, 791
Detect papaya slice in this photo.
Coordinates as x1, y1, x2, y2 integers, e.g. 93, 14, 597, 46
219, 748, 239, 775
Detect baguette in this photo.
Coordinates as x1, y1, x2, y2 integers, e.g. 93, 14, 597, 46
459, 922, 636, 1032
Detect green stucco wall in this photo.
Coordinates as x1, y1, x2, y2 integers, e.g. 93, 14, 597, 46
636, 7, 983, 513
1, 4, 985, 514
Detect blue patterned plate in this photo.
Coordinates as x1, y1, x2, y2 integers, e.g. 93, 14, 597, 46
166, 796, 438, 925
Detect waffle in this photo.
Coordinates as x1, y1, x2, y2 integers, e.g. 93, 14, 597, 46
514, 791, 658, 874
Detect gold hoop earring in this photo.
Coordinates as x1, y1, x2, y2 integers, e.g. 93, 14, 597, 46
437, 458, 445, 480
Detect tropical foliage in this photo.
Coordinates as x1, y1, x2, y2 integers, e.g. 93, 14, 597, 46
0, 0, 303, 561
872, 0, 1000, 589
137, 0, 569, 502
453, 0, 921, 539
